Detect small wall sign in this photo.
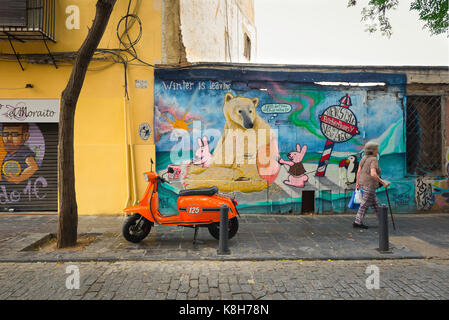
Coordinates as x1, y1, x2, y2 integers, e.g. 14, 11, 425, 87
139, 122, 151, 141
135, 80, 148, 89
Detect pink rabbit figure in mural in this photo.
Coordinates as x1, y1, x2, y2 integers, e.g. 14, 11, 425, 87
279, 144, 309, 188
193, 136, 213, 167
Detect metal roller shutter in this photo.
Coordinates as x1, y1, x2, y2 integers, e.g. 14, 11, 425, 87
0, 122, 58, 212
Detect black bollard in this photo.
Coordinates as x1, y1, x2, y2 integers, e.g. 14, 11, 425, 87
377, 204, 391, 253
217, 204, 230, 255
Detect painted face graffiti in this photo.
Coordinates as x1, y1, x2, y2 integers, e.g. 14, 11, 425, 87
1, 123, 38, 185
2, 124, 29, 154
0, 123, 53, 210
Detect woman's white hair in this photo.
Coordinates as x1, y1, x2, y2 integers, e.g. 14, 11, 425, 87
364, 141, 379, 155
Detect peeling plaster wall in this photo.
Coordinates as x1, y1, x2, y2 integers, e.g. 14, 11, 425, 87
161, 0, 187, 65
178, 0, 256, 63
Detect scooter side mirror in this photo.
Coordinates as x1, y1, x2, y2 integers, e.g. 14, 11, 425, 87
167, 167, 174, 174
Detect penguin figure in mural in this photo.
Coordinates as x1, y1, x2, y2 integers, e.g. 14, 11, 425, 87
339, 155, 359, 185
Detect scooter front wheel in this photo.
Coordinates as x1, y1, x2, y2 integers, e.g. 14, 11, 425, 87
208, 217, 239, 240
122, 214, 152, 243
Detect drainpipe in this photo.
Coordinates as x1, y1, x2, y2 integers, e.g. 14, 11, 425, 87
124, 97, 138, 208
124, 98, 131, 208
124, 98, 137, 207
129, 127, 138, 205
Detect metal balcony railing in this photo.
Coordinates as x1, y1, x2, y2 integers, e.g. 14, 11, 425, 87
0, 0, 56, 42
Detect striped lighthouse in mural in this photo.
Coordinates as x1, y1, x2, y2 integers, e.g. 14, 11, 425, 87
316, 94, 359, 177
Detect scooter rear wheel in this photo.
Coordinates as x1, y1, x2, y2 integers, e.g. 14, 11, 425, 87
123, 214, 152, 243
208, 217, 239, 240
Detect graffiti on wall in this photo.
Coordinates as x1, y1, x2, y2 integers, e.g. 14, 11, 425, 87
414, 176, 449, 212
439, 148, 449, 208
0, 123, 55, 210
432, 180, 449, 209
338, 154, 360, 185
316, 94, 359, 177
415, 177, 435, 210
446, 148, 449, 176
279, 144, 308, 188
153, 69, 430, 214
412, 147, 449, 212
183, 92, 280, 193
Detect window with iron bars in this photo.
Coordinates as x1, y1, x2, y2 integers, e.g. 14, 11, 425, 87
406, 95, 443, 175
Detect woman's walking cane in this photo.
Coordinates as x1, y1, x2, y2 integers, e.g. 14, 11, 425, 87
384, 186, 396, 230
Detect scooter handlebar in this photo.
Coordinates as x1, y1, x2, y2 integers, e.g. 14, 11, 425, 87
158, 176, 170, 184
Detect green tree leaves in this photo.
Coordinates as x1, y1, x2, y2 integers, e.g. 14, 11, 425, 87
348, 0, 448, 37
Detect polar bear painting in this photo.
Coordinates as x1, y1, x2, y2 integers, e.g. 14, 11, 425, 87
185, 93, 280, 193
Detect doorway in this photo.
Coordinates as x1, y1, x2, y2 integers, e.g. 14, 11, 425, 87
301, 190, 315, 214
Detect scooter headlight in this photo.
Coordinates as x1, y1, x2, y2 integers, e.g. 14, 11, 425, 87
144, 173, 149, 182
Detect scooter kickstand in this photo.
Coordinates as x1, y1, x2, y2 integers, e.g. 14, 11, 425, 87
193, 226, 198, 244
193, 226, 202, 248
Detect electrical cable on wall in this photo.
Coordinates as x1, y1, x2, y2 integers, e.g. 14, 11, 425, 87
0, 0, 252, 97
0, 0, 155, 99
0, 0, 240, 74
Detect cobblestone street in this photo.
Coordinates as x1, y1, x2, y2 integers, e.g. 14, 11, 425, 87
0, 259, 448, 300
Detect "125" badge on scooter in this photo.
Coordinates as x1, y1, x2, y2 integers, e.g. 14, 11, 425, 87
186, 204, 203, 217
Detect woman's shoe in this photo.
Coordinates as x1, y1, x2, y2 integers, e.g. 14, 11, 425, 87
353, 222, 369, 229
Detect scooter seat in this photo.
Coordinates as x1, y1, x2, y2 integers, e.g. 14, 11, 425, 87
178, 186, 218, 197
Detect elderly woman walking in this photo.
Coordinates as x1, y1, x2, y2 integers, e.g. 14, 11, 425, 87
353, 141, 389, 229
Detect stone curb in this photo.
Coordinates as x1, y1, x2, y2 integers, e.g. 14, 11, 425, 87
1, 213, 447, 263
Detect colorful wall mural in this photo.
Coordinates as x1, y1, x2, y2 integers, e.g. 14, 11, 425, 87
0, 122, 57, 211
154, 68, 448, 214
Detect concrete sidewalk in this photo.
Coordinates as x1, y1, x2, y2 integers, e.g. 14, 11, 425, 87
0, 213, 448, 262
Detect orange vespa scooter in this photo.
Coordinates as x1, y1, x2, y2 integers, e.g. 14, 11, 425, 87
122, 159, 239, 243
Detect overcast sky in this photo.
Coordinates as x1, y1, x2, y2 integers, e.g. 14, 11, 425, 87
254, 0, 449, 66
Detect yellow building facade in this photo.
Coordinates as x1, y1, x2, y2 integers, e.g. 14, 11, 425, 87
0, 0, 161, 214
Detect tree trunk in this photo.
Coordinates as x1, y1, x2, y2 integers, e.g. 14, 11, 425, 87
57, 0, 117, 248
